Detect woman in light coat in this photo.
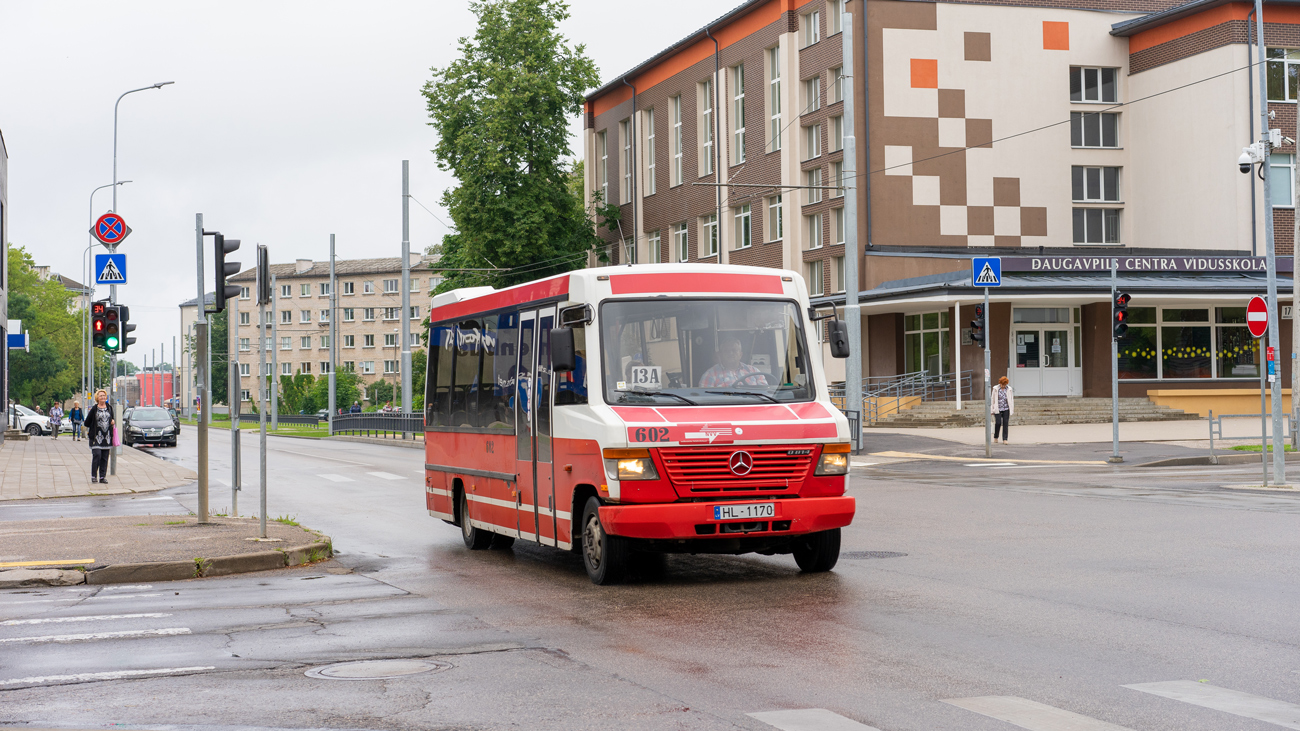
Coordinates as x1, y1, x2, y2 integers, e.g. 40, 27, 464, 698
989, 376, 1014, 444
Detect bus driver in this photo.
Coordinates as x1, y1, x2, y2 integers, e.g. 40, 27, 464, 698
698, 337, 768, 388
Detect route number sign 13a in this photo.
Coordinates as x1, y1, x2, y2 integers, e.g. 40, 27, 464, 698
628, 365, 663, 388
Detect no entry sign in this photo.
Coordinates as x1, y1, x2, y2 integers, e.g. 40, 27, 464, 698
1248, 295, 1269, 338
91, 212, 131, 246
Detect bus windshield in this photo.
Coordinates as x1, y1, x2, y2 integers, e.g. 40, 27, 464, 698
600, 299, 814, 406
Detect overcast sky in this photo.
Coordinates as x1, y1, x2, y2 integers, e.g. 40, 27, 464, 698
0, 0, 735, 369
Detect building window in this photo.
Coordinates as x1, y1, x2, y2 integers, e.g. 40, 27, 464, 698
1070, 67, 1118, 103
364, 334, 375, 347
806, 213, 823, 249
343, 361, 355, 373
320, 335, 330, 349
240, 287, 250, 300
240, 363, 250, 377
834, 256, 846, 293
768, 195, 783, 241
363, 307, 375, 321
673, 222, 689, 261
1070, 112, 1119, 148
1268, 48, 1300, 101
768, 47, 782, 153
344, 334, 355, 348
829, 0, 844, 34
803, 77, 820, 114
281, 362, 292, 375
620, 118, 632, 203
363, 280, 374, 294
806, 168, 823, 204
342, 307, 354, 322
904, 312, 951, 376
410, 277, 419, 291
239, 337, 250, 351
320, 282, 331, 296
834, 206, 846, 244
300, 336, 311, 349
1271, 153, 1294, 207
645, 107, 656, 195
734, 204, 752, 249
360, 361, 374, 375
384, 333, 398, 347
671, 95, 683, 186
321, 362, 332, 374
648, 231, 662, 264
299, 310, 310, 323
597, 130, 608, 201
831, 116, 843, 152
241, 389, 251, 402
1072, 166, 1120, 202
239, 312, 250, 326
410, 305, 420, 319
384, 360, 398, 374
384, 307, 400, 320
806, 259, 824, 296
700, 79, 714, 175
1113, 307, 1259, 380
408, 333, 421, 346
832, 161, 845, 198
802, 10, 820, 47
278, 336, 290, 350
805, 124, 821, 160
300, 283, 311, 296
831, 66, 844, 103
280, 310, 291, 324
320, 309, 330, 323
1072, 208, 1121, 244
383, 278, 399, 293
280, 284, 291, 298
702, 214, 719, 257
732, 64, 746, 165
343, 281, 354, 295
301, 362, 311, 374
623, 237, 636, 265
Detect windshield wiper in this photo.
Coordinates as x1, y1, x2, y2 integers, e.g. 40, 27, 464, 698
620, 391, 699, 406
703, 390, 780, 403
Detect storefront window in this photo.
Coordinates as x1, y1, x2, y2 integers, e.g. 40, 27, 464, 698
904, 311, 950, 376
1118, 306, 1260, 379
1216, 308, 1260, 378
1118, 326, 1158, 379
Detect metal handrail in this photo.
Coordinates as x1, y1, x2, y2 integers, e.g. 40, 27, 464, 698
331, 412, 424, 440
830, 370, 974, 424
1207, 409, 1297, 467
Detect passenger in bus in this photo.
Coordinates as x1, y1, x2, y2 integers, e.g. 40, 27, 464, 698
698, 337, 768, 387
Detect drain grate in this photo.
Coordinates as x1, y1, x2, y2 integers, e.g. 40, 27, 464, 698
306, 659, 452, 680
841, 551, 907, 560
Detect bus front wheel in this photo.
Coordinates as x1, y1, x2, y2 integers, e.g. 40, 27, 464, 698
581, 497, 628, 585
792, 528, 841, 573
459, 490, 493, 550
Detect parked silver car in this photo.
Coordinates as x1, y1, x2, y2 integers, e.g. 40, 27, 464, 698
7, 405, 51, 436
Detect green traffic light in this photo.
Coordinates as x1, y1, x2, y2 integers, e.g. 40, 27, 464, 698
106, 336, 120, 349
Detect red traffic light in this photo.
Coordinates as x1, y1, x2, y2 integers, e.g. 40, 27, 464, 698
1116, 311, 1128, 323
92, 301, 106, 316
1115, 293, 1131, 307
93, 320, 104, 333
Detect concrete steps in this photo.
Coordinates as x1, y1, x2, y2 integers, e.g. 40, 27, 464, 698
870, 397, 1200, 428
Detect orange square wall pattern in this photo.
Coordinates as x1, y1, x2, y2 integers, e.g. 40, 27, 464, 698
1043, 21, 1069, 50
910, 59, 938, 89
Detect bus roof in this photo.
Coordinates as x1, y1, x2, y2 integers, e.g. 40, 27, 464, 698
427, 264, 803, 324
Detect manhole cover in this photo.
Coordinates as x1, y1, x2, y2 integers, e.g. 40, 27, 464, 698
842, 551, 907, 560
306, 659, 451, 680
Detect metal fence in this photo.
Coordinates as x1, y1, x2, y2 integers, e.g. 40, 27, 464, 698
331, 412, 424, 439
830, 370, 974, 425
237, 413, 322, 427
1207, 410, 1298, 466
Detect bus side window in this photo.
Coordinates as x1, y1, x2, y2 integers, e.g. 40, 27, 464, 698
425, 326, 443, 426
476, 317, 498, 428
555, 326, 588, 405
493, 311, 519, 431
433, 325, 455, 427
450, 320, 481, 428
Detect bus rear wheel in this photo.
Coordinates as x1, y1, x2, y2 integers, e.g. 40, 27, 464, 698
459, 490, 493, 550
581, 497, 628, 585
792, 528, 841, 573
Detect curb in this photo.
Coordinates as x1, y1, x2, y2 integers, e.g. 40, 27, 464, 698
328, 435, 424, 449
1137, 452, 1300, 468
0, 539, 332, 587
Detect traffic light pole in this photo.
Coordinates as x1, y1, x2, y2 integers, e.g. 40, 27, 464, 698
195, 213, 209, 524
983, 286, 991, 458
1110, 259, 1122, 463
230, 294, 240, 517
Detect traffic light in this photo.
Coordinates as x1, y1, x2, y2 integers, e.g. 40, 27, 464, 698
103, 306, 121, 351
1113, 292, 1131, 339
91, 300, 109, 349
971, 303, 986, 347
117, 305, 137, 353
213, 233, 242, 313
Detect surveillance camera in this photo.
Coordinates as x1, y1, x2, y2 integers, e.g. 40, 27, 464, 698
1240, 151, 1254, 174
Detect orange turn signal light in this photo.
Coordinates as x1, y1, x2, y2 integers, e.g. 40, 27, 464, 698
823, 443, 851, 454
603, 448, 650, 459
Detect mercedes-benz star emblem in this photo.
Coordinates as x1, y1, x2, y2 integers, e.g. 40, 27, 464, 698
729, 451, 754, 476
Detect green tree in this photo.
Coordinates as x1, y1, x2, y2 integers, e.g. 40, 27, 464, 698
277, 372, 316, 414
368, 378, 396, 407
422, 0, 605, 294
6, 246, 80, 406
305, 368, 360, 414
411, 349, 427, 411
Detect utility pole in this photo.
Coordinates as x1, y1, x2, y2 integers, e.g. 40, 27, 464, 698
400, 161, 413, 432
194, 214, 209, 524
229, 291, 240, 516
271, 274, 279, 431
841, 12, 862, 453
1255, 0, 1286, 483
257, 245, 270, 540
328, 234, 337, 434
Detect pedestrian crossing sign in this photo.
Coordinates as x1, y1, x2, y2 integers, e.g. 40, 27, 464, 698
95, 253, 127, 284
972, 257, 1001, 287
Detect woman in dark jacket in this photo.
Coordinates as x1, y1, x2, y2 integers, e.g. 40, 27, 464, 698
69, 401, 84, 441
85, 389, 115, 484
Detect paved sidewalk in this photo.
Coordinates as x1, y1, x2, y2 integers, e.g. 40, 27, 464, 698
866, 417, 1271, 446
0, 436, 196, 501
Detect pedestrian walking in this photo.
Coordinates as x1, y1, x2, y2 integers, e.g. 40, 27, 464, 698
349, 401, 361, 414
86, 390, 115, 484
48, 403, 63, 439
990, 376, 1014, 444
69, 401, 84, 441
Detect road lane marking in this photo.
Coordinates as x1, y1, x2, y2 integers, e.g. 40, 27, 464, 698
0, 665, 216, 686
0, 594, 165, 605
1124, 680, 1300, 728
318, 474, 354, 483
872, 451, 1108, 465
0, 627, 190, 644
86, 593, 162, 600
748, 708, 882, 730
1, 613, 170, 626
100, 585, 153, 591
276, 448, 372, 466
365, 472, 406, 480
942, 696, 1135, 730
964, 462, 1018, 468
0, 559, 95, 568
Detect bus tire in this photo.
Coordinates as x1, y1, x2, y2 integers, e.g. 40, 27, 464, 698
792, 528, 841, 573
459, 489, 493, 550
581, 497, 628, 585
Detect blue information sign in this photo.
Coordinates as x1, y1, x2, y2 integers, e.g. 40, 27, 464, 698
95, 253, 127, 284
972, 257, 1001, 287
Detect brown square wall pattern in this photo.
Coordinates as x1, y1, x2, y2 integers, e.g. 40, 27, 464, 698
965, 32, 991, 62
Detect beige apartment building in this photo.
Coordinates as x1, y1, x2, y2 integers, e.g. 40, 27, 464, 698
228, 255, 439, 405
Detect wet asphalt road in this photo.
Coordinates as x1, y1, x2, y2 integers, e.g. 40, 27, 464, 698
1, 427, 1299, 731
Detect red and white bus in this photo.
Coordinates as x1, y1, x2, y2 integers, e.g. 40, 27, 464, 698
422, 264, 856, 584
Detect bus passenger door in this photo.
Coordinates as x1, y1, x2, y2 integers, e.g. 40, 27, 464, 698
514, 311, 538, 541
534, 307, 557, 547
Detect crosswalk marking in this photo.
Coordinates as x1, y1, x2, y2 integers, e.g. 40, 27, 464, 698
366, 472, 405, 480
1125, 680, 1300, 729
0, 666, 216, 687
0, 627, 190, 644
0, 593, 160, 606
965, 462, 1018, 468
748, 709, 882, 730
317, 474, 354, 483
942, 696, 1135, 731
1, 613, 170, 626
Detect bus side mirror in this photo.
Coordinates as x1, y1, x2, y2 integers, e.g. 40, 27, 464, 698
551, 328, 576, 372
828, 320, 850, 359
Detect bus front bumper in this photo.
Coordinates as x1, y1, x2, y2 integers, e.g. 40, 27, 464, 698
598, 496, 855, 540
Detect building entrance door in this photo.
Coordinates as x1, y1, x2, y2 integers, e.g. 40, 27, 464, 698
1010, 308, 1082, 396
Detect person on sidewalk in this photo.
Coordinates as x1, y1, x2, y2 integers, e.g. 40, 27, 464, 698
69, 401, 84, 441
990, 376, 1014, 444
48, 403, 63, 439
86, 390, 115, 484
349, 401, 361, 414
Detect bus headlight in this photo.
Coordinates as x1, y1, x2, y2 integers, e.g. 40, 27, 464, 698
815, 443, 851, 475
602, 448, 660, 481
